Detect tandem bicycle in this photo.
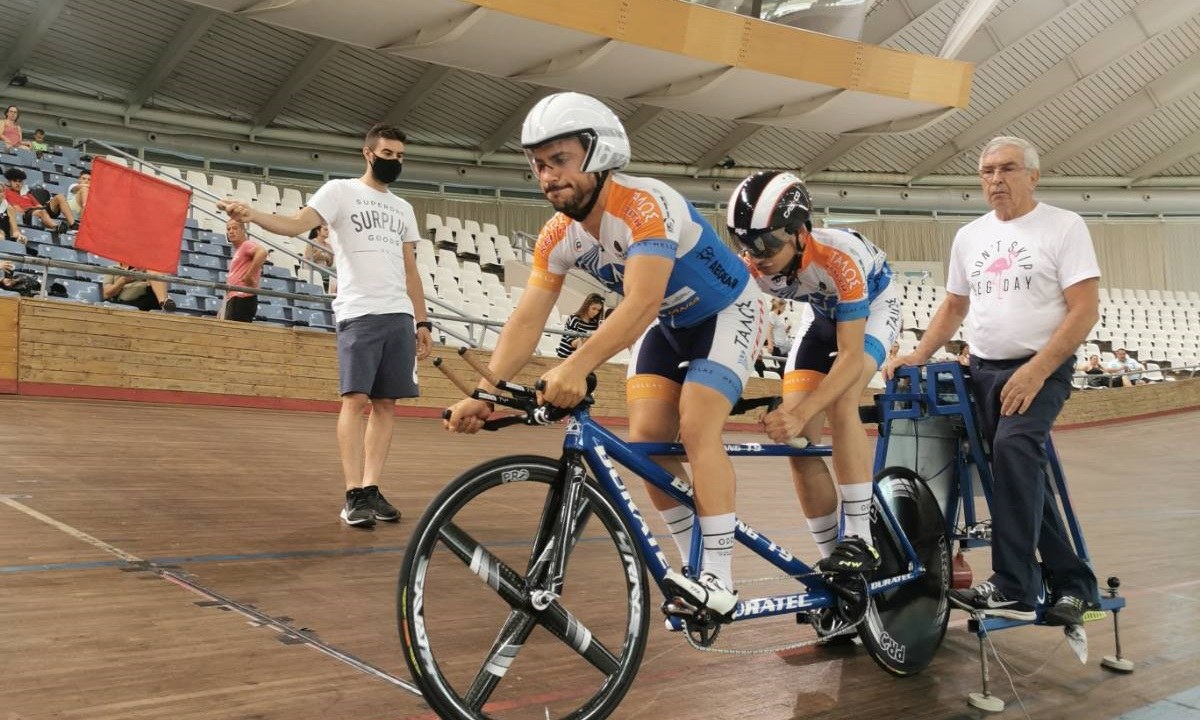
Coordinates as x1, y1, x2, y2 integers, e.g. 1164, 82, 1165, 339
396, 351, 1130, 719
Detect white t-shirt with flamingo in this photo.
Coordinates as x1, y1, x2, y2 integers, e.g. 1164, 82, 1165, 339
946, 202, 1099, 360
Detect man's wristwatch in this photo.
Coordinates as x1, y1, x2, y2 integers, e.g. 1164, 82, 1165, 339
415, 321, 433, 331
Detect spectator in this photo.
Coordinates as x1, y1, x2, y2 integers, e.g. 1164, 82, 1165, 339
1, 260, 40, 296
957, 341, 971, 367
1077, 354, 1113, 388
885, 135, 1101, 627
4, 168, 75, 233
67, 170, 90, 219
765, 299, 793, 357
2, 106, 29, 151
1104, 347, 1144, 386
304, 224, 336, 292
556, 292, 604, 358
0, 190, 27, 245
29, 129, 48, 158
101, 265, 175, 312
220, 218, 268, 323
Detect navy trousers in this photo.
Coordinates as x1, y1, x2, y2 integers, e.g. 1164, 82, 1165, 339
969, 355, 1100, 607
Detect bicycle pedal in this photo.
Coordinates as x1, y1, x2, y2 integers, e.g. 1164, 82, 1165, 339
661, 596, 700, 618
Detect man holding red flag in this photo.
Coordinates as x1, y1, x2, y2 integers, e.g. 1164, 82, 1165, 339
217, 123, 432, 528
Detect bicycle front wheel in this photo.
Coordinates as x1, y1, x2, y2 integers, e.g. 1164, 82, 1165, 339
398, 455, 650, 720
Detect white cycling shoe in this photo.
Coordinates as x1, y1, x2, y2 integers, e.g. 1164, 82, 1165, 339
663, 570, 739, 621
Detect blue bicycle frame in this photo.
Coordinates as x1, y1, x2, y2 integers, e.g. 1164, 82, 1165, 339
558, 408, 926, 623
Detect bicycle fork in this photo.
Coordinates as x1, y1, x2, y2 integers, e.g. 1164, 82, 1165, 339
527, 457, 592, 610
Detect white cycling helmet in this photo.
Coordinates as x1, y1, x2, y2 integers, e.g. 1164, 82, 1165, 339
521, 92, 630, 173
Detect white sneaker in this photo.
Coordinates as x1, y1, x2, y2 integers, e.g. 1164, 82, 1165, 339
663, 570, 738, 620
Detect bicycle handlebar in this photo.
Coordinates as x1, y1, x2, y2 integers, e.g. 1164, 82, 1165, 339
438, 351, 598, 431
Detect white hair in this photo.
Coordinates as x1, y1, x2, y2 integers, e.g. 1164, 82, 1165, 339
979, 136, 1040, 171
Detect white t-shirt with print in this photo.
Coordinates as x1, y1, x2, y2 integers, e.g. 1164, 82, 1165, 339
307, 178, 420, 322
946, 203, 1099, 360
767, 311, 790, 350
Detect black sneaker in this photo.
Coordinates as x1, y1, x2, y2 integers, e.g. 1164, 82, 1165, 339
947, 581, 1036, 620
56, 220, 70, 234
1043, 594, 1086, 627
161, 298, 177, 313
363, 485, 400, 522
817, 536, 881, 574
340, 488, 376, 527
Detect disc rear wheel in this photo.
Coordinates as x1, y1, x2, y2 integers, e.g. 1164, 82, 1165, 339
859, 466, 951, 677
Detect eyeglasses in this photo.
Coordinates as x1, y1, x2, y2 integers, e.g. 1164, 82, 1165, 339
978, 164, 1028, 180
740, 227, 792, 259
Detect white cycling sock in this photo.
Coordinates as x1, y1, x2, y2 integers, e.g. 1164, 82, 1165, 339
659, 505, 695, 568
699, 512, 737, 588
840, 482, 874, 544
806, 511, 841, 559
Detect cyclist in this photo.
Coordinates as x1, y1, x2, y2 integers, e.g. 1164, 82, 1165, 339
727, 171, 900, 579
445, 92, 766, 622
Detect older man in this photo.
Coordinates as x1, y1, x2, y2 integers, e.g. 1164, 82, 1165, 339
886, 136, 1101, 627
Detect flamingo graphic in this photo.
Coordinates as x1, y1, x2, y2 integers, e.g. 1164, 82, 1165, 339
984, 248, 1020, 297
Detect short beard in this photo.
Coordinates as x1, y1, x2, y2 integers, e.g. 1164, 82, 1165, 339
550, 179, 599, 221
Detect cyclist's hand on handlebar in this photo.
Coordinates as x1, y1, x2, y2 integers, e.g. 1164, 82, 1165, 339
763, 406, 809, 445
444, 397, 492, 434
538, 362, 589, 409
882, 352, 926, 381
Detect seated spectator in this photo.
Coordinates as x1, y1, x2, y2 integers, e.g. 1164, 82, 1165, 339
29, 129, 48, 158
0, 191, 27, 245
67, 169, 90, 219
304, 224, 335, 292
556, 292, 605, 359
220, 218, 268, 323
4, 168, 75, 233
1, 260, 40, 296
2, 106, 29, 151
888, 341, 901, 360
1077, 354, 1114, 388
102, 265, 175, 312
1104, 347, 1145, 386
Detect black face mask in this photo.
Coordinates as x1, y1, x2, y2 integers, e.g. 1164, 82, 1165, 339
370, 156, 402, 184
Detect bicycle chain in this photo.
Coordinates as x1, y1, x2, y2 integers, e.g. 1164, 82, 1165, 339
674, 570, 868, 657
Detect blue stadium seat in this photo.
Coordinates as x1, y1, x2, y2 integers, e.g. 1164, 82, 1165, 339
21, 229, 52, 246
294, 307, 333, 330
0, 239, 27, 256
179, 266, 216, 283
39, 245, 82, 263
261, 264, 291, 280
55, 278, 101, 303
6, 148, 37, 168
168, 293, 203, 314
188, 253, 223, 270
260, 276, 292, 294
54, 147, 82, 166
256, 304, 290, 325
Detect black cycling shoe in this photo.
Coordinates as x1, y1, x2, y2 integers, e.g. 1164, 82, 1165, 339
817, 536, 881, 575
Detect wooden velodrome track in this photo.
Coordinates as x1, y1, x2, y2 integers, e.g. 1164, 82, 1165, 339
1, 390, 1197, 719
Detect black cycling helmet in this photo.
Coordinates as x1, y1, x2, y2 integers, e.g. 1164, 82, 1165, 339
726, 171, 813, 258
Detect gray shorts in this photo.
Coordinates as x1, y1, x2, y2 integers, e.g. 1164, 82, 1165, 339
336, 312, 419, 399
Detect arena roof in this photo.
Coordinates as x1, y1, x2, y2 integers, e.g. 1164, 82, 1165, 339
3, 0, 1199, 189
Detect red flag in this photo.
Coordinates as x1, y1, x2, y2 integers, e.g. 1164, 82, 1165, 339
74, 157, 192, 274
